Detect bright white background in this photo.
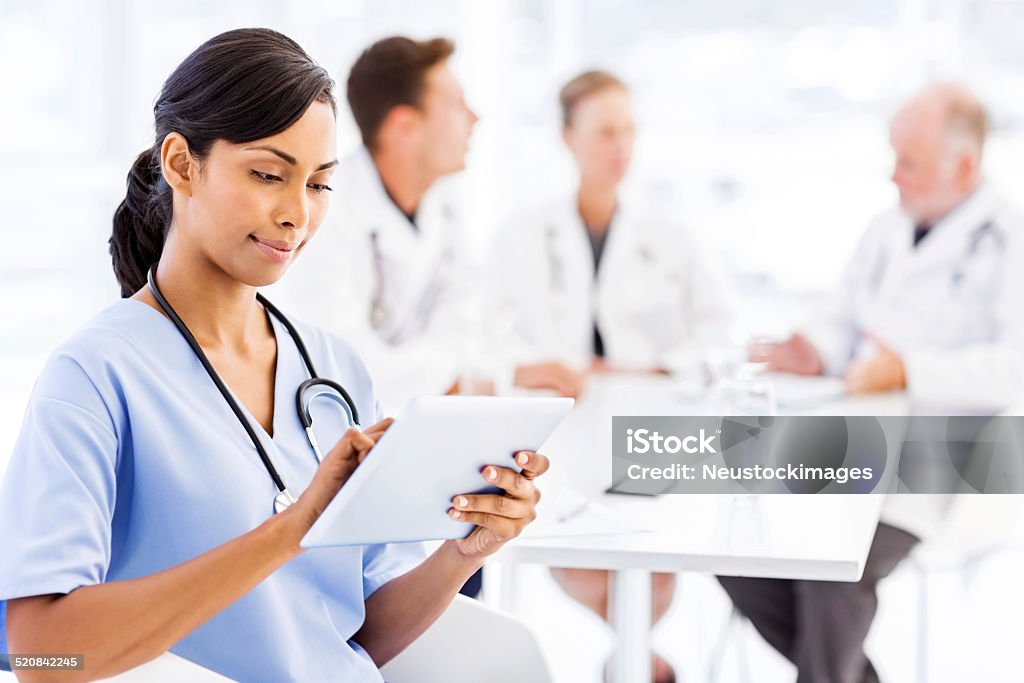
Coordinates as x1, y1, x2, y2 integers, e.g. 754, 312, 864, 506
2, 1, 1024, 680
5, 0, 1024, 445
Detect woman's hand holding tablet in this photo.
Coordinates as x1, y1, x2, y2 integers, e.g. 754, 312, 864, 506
284, 423, 553, 557
283, 409, 555, 557
448, 450, 550, 558
300, 396, 572, 548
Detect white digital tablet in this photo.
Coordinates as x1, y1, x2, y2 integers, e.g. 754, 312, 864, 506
301, 395, 574, 548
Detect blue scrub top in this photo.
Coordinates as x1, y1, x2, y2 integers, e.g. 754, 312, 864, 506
0, 299, 426, 681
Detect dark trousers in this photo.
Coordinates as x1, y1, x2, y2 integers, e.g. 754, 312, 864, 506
717, 523, 919, 683
459, 567, 483, 598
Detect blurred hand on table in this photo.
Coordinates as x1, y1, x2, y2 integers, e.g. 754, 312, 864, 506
749, 333, 824, 376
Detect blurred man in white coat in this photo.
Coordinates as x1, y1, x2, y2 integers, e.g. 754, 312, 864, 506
280, 37, 583, 599
488, 70, 737, 683
731, 82, 1024, 683
752, 82, 1024, 408
280, 37, 583, 415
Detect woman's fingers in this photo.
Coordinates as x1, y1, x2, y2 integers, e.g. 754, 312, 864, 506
363, 417, 394, 438
350, 428, 377, 449
460, 454, 552, 515
479, 465, 534, 500
450, 492, 532, 520
334, 428, 374, 461
356, 418, 393, 461
450, 452, 552, 558
511, 450, 550, 479
325, 418, 393, 462
470, 453, 549, 502
447, 510, 522, 541
294, 423, 393, 528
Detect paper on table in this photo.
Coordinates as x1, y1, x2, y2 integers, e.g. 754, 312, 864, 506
522, 488, 654, 539
767, 373, 847, 409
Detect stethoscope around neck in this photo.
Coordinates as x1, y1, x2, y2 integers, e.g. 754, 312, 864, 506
146, 267, 360, 514
868, 218, 1002, 294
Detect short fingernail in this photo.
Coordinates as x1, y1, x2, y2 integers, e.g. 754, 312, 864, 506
517, 451, 530, 465
487, 467, 498, 480
450, 508, 461, 519
457, 496, 468, 508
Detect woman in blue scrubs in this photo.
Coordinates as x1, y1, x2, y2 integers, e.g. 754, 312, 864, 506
0, 28, 547, 682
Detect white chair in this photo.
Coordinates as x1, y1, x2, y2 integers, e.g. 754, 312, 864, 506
909, 494, 1024, 683
1, 652, 233, 682
98, 653, 233, 682
2, 596, 552, 683
127, 597, 554, 683
381, 595, 554, 683
706, 604, 754, 683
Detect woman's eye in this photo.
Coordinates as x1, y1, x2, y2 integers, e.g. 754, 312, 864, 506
251, 170, 282, 183
308, 183, 334, 194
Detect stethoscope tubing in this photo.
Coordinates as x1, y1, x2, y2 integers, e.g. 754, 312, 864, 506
146, 267, 360, 511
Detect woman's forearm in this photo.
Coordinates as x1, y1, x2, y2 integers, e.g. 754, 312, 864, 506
353, 540, 483, 667
6, 511, 307, 682
355, 452, 550, 667
6, 420, 390, 682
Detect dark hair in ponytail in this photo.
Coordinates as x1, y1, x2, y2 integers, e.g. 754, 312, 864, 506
110, 28, 336, 297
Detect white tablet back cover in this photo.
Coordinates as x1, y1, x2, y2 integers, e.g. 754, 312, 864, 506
301, 395, 573, 547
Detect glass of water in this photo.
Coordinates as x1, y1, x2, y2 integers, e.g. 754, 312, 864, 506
708, 377, 777, 416
707, 377, 777, 525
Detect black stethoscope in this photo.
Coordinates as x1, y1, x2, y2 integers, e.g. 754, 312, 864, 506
951, 219, 1001, 288
869, 218, 1001, 293
147, 267, 361, 514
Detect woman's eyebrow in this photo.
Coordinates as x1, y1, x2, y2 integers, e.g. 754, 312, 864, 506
244, 144, 339, 171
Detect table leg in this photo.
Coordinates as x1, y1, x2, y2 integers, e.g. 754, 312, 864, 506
480, 561, 501, 609
609, 568, 652, 683
496, 561, 521, 614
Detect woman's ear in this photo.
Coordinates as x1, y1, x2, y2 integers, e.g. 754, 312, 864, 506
160, 132, 195, 196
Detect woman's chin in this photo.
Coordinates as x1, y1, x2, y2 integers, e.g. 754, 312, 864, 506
238, 262, 292, 289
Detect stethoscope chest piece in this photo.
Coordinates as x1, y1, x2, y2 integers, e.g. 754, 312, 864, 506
145, 266, 360, 516
274, 490, 297, 514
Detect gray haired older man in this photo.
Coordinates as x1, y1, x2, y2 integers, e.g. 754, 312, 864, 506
730, 82, 1024, 682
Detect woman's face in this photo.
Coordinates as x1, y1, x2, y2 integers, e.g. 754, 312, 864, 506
172, 100, 338, 288
562, 86, 635, 189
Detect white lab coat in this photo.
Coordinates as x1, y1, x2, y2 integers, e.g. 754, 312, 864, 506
486, 194, 736, 375
275, 146, 478, 413
805, 183, 1024, 410
802, 184, 1024, 540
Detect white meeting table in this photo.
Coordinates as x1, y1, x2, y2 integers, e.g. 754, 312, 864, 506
494, 373, 905, 683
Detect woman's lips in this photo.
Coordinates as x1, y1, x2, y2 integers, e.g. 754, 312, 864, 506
250, 236, 298, 263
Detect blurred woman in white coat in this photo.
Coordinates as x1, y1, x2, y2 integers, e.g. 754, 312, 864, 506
487, 70, 736, 683
488, 72, 735, 381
